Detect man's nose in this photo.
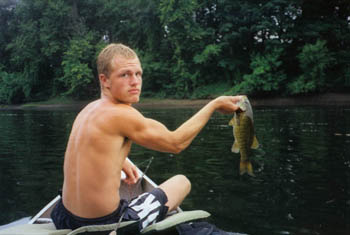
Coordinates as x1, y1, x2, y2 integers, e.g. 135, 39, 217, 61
130, 74, 141, 85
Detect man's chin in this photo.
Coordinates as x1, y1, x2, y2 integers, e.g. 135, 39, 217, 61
129, 97, 140, 105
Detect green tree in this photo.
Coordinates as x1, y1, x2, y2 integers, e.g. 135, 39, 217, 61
289, 0, 350, 93
1, 0, 350, 104
0, 67, 24, 104
0, 0, 16, 68
59, 34, 97, 98
229, 47, 286, 95
4, 0, 73, 102
157, 0, 206, 97
288, 40, 335, 94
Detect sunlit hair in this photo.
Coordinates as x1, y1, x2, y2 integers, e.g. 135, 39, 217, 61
97, 43, 138, 78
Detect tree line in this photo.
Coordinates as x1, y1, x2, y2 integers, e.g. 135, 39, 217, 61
0, 0, 349, 104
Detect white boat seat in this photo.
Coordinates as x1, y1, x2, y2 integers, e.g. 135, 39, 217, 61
67, 220, 137, 235
69, 210, 210, 235
0, 210, 210, 235
141, 210, 210, 234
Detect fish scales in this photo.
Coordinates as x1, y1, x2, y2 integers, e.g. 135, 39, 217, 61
229, 96, 259, 176
234, 113, 254, 162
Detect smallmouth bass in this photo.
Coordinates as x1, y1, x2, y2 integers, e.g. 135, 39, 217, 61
229, 96, 259, 176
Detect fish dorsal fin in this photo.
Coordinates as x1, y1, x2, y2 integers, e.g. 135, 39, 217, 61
251, 136, 259, 149
231, 141, 240, 153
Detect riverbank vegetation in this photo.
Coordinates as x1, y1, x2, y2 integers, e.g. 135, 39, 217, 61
0, 0, 349, 104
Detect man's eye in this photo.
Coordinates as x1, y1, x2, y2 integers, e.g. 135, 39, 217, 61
121, 73, 129, 78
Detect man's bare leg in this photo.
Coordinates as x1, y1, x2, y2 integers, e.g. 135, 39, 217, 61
158, 175, 191, 212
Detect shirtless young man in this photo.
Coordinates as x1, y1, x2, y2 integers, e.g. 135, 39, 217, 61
51, 43, 242, 231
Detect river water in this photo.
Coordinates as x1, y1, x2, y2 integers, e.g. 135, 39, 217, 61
0, 105, 349, 235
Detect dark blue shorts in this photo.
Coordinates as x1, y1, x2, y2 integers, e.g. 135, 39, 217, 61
51, 188, 169, 231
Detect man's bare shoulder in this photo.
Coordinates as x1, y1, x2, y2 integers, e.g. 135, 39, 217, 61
82, 99, 139, 115
103, 101, 142, 118
74, 100, 145, 139
88, 99, 144, 126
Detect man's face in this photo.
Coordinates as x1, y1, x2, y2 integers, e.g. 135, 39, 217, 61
102, 56, 143, 104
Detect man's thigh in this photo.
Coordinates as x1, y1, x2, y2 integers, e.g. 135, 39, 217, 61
128, 188, 169, 231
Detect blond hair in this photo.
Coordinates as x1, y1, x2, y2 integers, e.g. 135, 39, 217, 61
97, 43, 138, 77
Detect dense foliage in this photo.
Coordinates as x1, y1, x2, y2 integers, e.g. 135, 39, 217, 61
0, 0, 349, 104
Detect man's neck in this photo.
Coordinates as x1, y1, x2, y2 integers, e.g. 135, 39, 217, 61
100, 92, 133, 106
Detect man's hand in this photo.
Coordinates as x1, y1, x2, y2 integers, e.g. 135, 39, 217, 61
122, 159, 139, 185
213, 95, 243, 114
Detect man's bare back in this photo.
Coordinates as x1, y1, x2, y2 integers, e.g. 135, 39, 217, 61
62, 99, 132, 218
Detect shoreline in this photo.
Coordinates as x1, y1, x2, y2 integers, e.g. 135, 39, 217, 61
137, 92, 350, 108
0, 92, 349, 110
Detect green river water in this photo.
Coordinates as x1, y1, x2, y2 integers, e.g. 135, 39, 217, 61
0, 105, 349, 235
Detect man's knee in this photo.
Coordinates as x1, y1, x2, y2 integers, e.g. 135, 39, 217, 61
174, 174, 191, 193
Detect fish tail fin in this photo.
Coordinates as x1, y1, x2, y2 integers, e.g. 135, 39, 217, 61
240, 161, 255, 177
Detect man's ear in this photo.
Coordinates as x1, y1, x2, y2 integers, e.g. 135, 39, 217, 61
99, 74, 110, 89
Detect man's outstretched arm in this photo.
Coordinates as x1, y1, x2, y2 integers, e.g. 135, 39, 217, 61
116, 96, 242, 153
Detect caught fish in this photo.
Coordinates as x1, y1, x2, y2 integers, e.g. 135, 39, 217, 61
229, 96, 259, 176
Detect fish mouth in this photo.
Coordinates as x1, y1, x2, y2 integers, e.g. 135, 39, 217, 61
238, 103, 247, 112
236, 108, 245, 113
237, 96, 249, 111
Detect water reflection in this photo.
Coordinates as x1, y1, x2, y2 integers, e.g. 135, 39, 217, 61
0, 106, 349, 235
